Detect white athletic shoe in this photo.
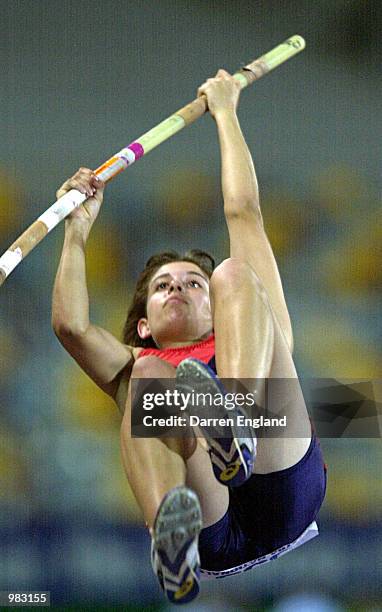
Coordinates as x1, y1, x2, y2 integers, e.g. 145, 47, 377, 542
176, 358, 257, 487
151, 486, 202, 605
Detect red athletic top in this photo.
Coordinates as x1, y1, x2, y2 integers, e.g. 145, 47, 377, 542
138, 334, 215, 367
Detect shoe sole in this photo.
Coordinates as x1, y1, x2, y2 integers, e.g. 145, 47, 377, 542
176, 359, 256, 487
153, 486, 202, 604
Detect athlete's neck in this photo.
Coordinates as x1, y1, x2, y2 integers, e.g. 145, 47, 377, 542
157, 329, 213, 350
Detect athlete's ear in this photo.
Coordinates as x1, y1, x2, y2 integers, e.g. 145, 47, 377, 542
137, 318, 151, 340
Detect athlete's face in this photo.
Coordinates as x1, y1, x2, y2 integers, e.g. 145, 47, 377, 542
137, 261, 213, 346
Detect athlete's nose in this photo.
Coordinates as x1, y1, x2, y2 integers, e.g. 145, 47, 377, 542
169, 279, 184, 293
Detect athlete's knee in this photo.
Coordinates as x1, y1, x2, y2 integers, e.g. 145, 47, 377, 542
131, 355, 176, 378
210, 258, 266, 299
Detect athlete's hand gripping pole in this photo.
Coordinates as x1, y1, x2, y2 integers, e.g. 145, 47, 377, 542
0, 35, 305, 286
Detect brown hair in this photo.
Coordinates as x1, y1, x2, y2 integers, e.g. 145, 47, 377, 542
123, 249, 215, 348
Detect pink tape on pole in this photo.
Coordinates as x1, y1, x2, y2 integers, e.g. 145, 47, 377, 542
128, 142, 144, 160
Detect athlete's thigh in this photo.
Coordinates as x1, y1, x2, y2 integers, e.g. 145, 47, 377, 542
253, 314, 311, 474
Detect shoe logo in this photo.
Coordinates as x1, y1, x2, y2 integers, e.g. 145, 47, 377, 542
220, 459, 241, 482
174, 576, 194, 600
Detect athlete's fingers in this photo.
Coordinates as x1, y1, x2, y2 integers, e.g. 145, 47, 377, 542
198, 70, 238, 97
78, 168, 104, 194
56, 168, 103, 199
215, 68, 231, 78
197, 85, 205, 98
57, 178, 93, 199
197, 82, 211, 97
90, 174, 104, 190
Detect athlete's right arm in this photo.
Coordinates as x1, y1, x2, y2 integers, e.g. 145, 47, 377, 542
52, 168, 134, 398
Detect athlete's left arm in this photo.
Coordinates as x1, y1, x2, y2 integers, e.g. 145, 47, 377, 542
198, 71, 293, 351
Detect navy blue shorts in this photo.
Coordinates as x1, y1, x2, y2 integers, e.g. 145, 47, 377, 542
198, 432, 327, 572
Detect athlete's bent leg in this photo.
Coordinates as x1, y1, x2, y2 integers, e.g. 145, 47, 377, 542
121, 356, 190, 529
120, 355, 229, 604
120, 355, 228, 529
210, 258, 311, 473
210, 258, 274, 380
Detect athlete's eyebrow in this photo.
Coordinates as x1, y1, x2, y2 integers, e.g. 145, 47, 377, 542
150, 271, 209, 286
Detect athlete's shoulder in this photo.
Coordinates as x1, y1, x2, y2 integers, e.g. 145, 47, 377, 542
132, 346, 146, 360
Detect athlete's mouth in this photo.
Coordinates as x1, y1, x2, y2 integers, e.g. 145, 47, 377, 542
165, 296, 188, 306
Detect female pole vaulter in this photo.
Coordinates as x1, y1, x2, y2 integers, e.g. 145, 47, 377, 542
52, 70, 326, 605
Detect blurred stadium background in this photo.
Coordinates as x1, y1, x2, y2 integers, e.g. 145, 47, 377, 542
1, 1, 381, 610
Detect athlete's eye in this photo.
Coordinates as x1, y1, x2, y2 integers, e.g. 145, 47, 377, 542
187, 279, 201, 288
156, 281, 168, 290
